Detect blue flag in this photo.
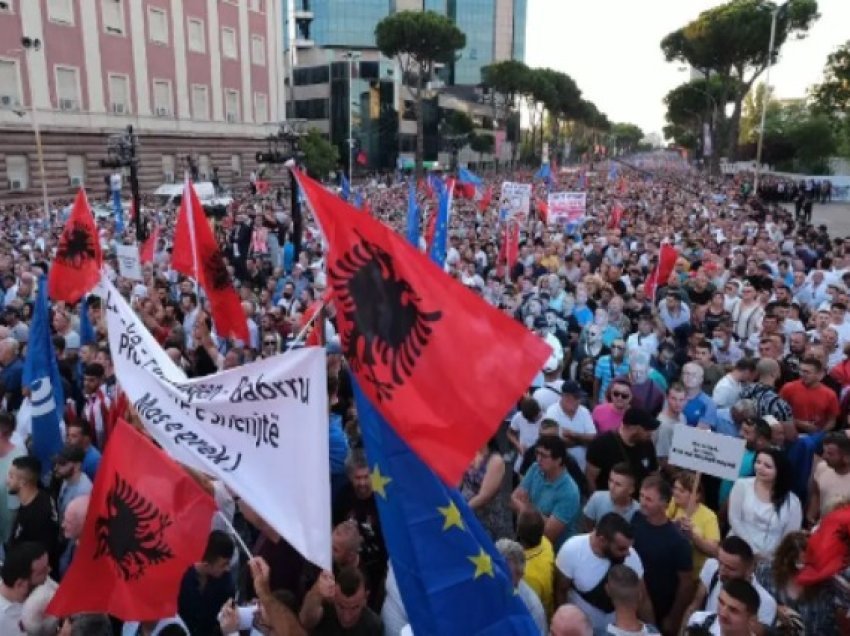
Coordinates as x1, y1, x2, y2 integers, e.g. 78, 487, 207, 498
428, 181, 451, 267
608, 163, 618, 181
578, 171, 586, 190
340, 174, 351, 201
354, 383, 539, 636
457, 167, 482, 186
79, 295, 96, 346
353, 190, 364, 210
112, 188, 124, 233
23, 276, 65, 478
533, 163, 551, 181
406, 181, 420, 247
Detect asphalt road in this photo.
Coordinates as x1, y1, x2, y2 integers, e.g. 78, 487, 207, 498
796, 201, 850, 237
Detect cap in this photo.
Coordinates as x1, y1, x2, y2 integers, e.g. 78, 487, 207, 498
622, 407, 659, 431
54, 444, 85, 465
543, 355, 560, 374
561, 380, 583, 397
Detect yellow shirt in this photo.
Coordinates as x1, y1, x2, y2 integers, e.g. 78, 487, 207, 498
523, 536, 555, 617
666, 501, 720, 580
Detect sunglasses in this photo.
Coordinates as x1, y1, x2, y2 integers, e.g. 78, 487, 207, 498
611, 391, 631, 399
263, 341, 277, 346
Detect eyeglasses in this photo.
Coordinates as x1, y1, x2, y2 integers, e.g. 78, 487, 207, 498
611, 391, 631, 399
535, 449, 551, 459
263, 341, 277, 346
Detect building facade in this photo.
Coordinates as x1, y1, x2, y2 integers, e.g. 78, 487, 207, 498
284, 0, 526, 169
0, 0, 287, 204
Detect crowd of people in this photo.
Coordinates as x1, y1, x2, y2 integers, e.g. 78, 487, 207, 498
0, 158, 850, 636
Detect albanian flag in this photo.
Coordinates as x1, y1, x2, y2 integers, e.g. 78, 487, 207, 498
47, 420, 216, 622
172, 179, 249, 343
644, 244, 678, 300
292, 168, 549, 485
139, 223, 159, 264
49, 189, 102, 303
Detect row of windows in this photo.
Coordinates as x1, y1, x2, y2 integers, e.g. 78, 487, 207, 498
286, 98, 329, 120
0, 61, 268, 122
4, 152, 248, 191
0, 1, 267, 65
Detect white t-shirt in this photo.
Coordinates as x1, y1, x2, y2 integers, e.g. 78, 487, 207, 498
509, 412, 541, 473
698, 558, 777, 627
712, 374, 742, 409
0, 593, 24, 636
556, 534, 644, 632
687, 611, 721, 634
545, 402, 596, 471
532, 381, 565, 412
626, 332, 659, 358
654, 410, 686, 460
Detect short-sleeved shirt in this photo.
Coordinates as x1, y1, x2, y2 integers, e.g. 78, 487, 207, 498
583, 491, 639, 525
813, 460, 850, 516
586, 432, 657, 491
524, 537, 555, 617
594, 356, 630, 402
631, 512, 692, 622
546, 402, 596, 471
779, 381, 840, 429
521, 464, 581, 548
682, 392, 718, 429
699, 558, 777, 627
665, 502, 720, 581
740, 383, 793, 421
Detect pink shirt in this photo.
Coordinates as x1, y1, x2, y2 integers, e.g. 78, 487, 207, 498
592, 403, 625, 434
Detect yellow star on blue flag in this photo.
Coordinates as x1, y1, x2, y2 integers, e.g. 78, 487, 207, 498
370, 464, 392, 499
353, 381, 538, 636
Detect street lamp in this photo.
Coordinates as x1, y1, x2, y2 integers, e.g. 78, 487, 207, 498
15, 36, 50, 219
342, 51, 361, 186
754, 3, 785, 196
99, 125, 143, 240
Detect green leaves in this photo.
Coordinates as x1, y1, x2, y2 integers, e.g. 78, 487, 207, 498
375, 10, 466, 67
300, 129, 339, 180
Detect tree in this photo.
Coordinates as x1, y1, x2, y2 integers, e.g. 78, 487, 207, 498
300, 128, 339, 180
661, 0, 819, 160
811, 40, 850, 113
739, 82, 779, 143
664, 77, 737, 160
376, 11, 466, 178
481, 60, 528, 165
611, 123, 645, 155
469, 133, 495, 164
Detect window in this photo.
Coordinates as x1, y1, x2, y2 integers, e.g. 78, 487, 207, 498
153, 79, 172, 116
6, 155, 29, 191
254, 92, 268, 124
191, 84, 209, 120
55, 66, 80, 111
0, 60, 21, 107
251, 35, 265, 66
162, 155, 176, 183
47, 0, 74, 25
198, 154, 211, 180
231, 154, 242, 177
221, 28, 237, 60
148, 6, 168, 44
102, 0, 124, 34
249, 0, 263, 12
108, 74, 130, 114
67, 155, 85, 186
224, 89, 239, 123
187, 18, 205, 53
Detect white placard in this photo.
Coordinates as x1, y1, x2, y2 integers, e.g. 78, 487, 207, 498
115, 244, 143, 281
548, 192, 587, 225
102, 275, 331, 569
499, 182, 532, 224
668, 425, 746, 481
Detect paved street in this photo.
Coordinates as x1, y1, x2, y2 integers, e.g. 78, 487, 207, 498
788, 202, 850, 236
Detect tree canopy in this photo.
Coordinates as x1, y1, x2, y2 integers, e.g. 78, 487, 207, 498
811, 39, 850, 113
300, 129, 339, 180
611, 123, 645, 154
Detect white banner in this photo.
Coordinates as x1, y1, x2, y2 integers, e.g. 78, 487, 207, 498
102, 276, 331, 569
668, 425, 745, 481
500, 182, 532, 224
116, 244, 143, 281
548, 192, 586, 225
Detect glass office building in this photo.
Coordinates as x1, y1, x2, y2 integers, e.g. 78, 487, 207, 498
310, 0, 392, 48
449, 0, 496, 85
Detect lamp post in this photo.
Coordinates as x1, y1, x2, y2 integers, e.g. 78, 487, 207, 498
342, 51, 361, 186
754, 3, 784, 196
18, 36, 50, 219
100, 125, 143, 240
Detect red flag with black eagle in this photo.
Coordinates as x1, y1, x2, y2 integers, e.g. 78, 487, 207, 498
49, 189, 103, 303
171, 179, 250, 342
293, 168, 549, 485
644, 243, 679, 300
47, 420, 216, 621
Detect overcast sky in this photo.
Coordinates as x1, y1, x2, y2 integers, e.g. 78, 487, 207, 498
525, 0, 850, 137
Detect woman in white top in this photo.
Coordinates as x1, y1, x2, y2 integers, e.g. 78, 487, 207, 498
728, 447, 802, 558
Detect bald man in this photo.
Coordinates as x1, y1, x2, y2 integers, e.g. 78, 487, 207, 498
58, 495, 89, 579
550, 604, 592, 636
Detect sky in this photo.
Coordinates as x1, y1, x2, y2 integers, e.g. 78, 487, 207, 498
525, 0, 850, 138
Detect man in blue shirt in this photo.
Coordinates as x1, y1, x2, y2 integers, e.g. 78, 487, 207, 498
65, 420, 101, 481
681, 362, 718, 429
178, 530, 236, 636
512, 436, 581, 550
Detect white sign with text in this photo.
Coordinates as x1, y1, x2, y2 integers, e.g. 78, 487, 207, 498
668, 425, 745, 481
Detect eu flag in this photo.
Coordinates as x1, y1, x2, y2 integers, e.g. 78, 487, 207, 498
533, 163, 551, 181
406, 181, 420, 247
428, 180, 452, 267
340, 174, 351, 202
458, 167, 483, 186
23, 276, 65, 479
354, 382, 539, 636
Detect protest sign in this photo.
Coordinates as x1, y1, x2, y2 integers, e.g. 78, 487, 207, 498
101, 275, 331, 569
668, 425, 745, 481
547, 192, 587, 225
115, 244, 143, 281
499, 182, 532, 224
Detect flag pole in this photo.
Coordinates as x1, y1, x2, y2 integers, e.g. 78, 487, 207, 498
216, 511, 253, 559
291, 300, 327, 345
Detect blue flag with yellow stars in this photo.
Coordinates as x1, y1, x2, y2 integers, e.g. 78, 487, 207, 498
353, 381, 539, 636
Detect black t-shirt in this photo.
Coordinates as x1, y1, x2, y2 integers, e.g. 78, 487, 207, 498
312, 604, 383, 636
8, 490, 60, 565
586, 431, 658, 491
630, 512, 692, 622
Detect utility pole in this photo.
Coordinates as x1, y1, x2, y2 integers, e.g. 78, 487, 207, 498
100, 125, 144, 240
754, 3, 782, 196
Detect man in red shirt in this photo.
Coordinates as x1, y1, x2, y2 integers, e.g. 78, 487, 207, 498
779, 357, 839, 434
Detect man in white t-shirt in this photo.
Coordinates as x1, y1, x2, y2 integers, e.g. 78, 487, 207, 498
507, 398, 544, 473
532, 358, 565, 412
687, 578, 762, 636
0, 543, 51, 636
681, 536, 776, 632
545, 381, 596, 472
654, 383, 687, 472
555, 512, 650, 633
